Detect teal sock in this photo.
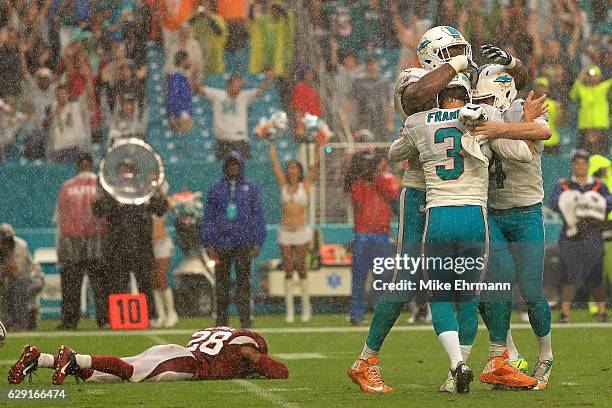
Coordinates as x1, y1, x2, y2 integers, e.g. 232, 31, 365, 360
484, 301, 512, 343
365, 298, 403, 351
430, 302, 458, 336
527, 298, 552, 338
456, 301, 479, 346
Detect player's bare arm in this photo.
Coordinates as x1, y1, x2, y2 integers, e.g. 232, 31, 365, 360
401, 53, 476, 117
240, 345, 289, 379
471, 120, 551, 141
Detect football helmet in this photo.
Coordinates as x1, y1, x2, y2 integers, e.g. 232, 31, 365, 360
417, 26, 472, 70
437, 73, 472, 107
472, 64, 517, 112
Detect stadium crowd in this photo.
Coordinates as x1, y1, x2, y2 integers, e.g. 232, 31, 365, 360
0, 0, 610, 334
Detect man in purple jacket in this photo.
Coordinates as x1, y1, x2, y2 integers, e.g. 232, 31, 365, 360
202, 151, 267, 328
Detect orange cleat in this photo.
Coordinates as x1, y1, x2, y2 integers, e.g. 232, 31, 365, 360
347, 357, 394, 393
480, 356, 537, 389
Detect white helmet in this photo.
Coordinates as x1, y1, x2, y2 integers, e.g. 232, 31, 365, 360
437, 73, 472, 107
416, 26, 472, 71
472, 64, 517, 112
394, 67, 428, 120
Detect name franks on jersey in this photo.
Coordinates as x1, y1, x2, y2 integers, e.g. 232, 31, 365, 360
434, 127, 464, 180
427, 109, 459, 123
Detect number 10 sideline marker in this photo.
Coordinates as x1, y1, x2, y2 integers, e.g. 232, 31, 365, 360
108, 294, 149, 330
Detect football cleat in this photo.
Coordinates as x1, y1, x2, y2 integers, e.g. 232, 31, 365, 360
532, 359, 553, 390
439, 371, 455, 393
347, 357, 394, 393
510, 355, 530, 374
451, 362, 474, 394
480, 356, 537, 389
52, 345, 79, 385
8, 345, 41, 384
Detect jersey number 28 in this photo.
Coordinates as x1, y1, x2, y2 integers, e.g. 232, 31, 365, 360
434, 127, 464, 180
187, 330, 233, 356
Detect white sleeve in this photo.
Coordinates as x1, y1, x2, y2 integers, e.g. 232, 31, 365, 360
394, 68, 427, 121
489, 139, 533, 163
389, 132, 418, 163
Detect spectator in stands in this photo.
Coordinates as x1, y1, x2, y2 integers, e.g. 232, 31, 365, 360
330, 44, 364, 115
343, 56, 393, 142
202, 151, 267, 328
344, 150, 399, 325
549, 151, 611, 323
159, 0, 194, 73
291, 66, 321, 142
199, 70, 274, 159
571, 66, 611, 155
249, 1, 294, 78
0, 27, 23, 108
166, 50, 194, 135
164, 23, 203, 79
45, 82, 92, 163
217, 0, 249, 53
268, 137, 322, 323
107, 0, 137, 42
54, 152, 109, 330
535, 77, 564, 155
92, 167, 168, 326
108, 93, 146, 145
19, 48, 58, 158
190, 0, 228, 75
124, 1, 153, 69
391, 1, 432, 72
99, 59, 146, 115
320, 0, 368, 55
0, 224, 44, 331
150, 180, 178, 328
0, 98, 23, 162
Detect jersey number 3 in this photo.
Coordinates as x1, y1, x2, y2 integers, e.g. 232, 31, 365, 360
434, 127, 464, 180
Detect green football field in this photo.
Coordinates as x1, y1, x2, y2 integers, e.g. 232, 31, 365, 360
1, 314, 611, 408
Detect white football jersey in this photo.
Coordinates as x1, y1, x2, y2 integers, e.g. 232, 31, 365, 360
488, 99, 549, 209
393, 67, 428, 121
388, 133, 426, 191
403, 104, 533, 208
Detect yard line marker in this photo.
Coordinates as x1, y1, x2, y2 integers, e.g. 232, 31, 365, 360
233, 379, 299, 408
3, 322, 611, 339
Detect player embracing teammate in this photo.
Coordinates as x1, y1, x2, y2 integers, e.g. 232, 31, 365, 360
348, 25, 554, 394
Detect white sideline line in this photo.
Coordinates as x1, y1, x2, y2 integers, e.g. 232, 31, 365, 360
146, 335, 168, 344
233, 379, 299, 408
3, 322, 611, 339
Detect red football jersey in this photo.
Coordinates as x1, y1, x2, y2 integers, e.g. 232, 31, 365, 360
186, 327, 268, 380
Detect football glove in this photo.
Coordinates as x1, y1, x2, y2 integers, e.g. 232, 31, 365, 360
481, 44, 516, 68
459, 103, 488, 127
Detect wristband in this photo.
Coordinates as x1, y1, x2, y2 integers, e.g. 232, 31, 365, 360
505, 56, 517, 69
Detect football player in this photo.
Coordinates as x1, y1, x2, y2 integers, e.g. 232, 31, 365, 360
8, 327, 288, 384
400, 28, 529, 119
347, 26, 475, 393
470, 65, 553, 390
401, 74, 536, 393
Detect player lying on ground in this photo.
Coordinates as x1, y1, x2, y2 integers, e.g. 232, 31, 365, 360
8, 327, 288, 384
